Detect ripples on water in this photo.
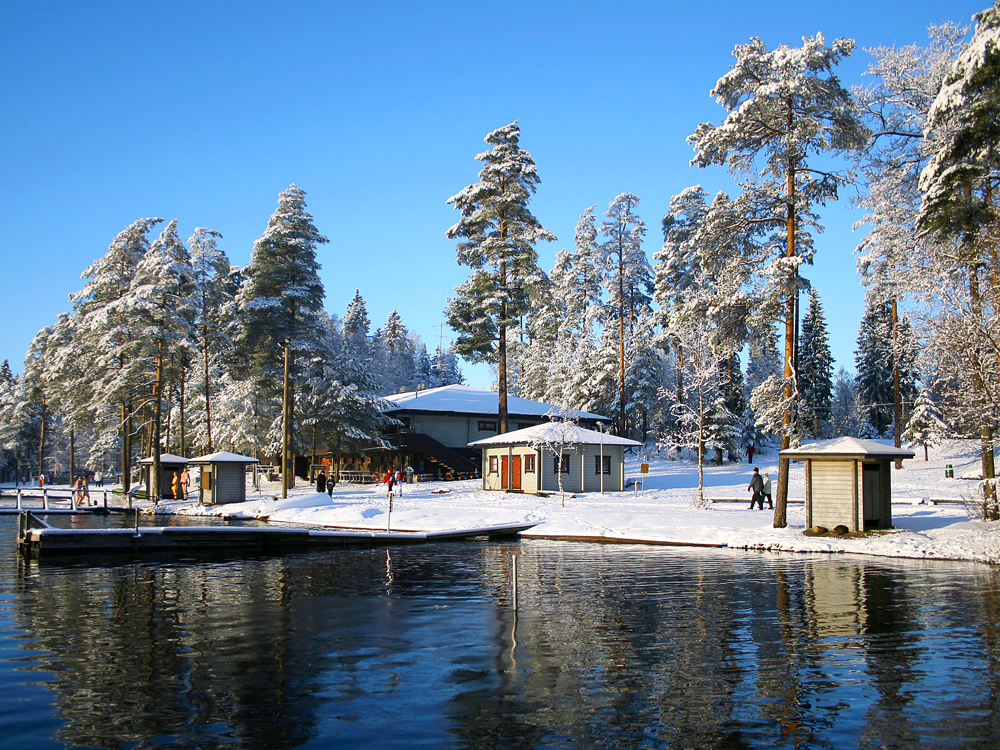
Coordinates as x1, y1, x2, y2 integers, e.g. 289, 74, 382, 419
1, 515, 998, 749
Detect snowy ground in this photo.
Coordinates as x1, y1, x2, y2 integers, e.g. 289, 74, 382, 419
17, 439, 998, 565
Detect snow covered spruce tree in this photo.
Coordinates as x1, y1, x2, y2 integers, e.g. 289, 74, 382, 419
598, 192, 651, 436
656, 186, 755, 458
854, 24, 967, 454
69, 217, 163, 494
187, 227, 234, 454
297, 311, 388, 475
124, 220, 196, 501
830, 367, 866, 437
374, 309, 417, 395
0, 361, 24, 481
232, 186, 328, 489
445, 122, 554, 434
903, 387, 947, 460
689, 33, 868, 527
655, 186, 710, 420
797, 288, 833, 436
918, 5, 1000, 504
854, 293, 918, 438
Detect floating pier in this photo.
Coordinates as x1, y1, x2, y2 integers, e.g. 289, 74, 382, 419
16, 511, 537, 559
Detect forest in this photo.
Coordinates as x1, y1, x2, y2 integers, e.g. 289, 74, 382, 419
0, 4, 997, 521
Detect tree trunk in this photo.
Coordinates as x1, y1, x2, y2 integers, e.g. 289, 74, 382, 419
983, 425, 997, 520
618, 258, 626, 437
282, 343, 291, 498
203, 323, 213, 453
69, 428, 75, 484
498, 260, 509, 435
38, 396, 46, 482
892, 297, 903, 468
775, 137, 796, 529
121, 402, 131, 506
697, 388, 705, 502
151, 339, 163, 504
179, 355, 186, 457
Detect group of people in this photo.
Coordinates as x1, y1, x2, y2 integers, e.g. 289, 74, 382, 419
747, 467, 773, 510
315, 469, 335, 497
169, 468, 190, 500
383, 469, 406, 497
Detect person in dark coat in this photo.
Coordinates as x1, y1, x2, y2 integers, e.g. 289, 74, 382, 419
316, 470, 327, 494
747, 467, 764, 510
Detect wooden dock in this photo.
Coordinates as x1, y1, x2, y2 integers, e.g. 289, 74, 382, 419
16, 511, 538, 559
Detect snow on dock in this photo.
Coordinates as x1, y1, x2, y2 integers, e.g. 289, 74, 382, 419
15, 512, 537, 558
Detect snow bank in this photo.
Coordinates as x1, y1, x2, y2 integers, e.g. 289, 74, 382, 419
150, 440, 999, 565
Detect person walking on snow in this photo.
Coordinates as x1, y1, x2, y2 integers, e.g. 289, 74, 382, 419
316, 470, 327, 494
747, 467, 764, 510
747, 445, 755, 464
763, 472, 773, 509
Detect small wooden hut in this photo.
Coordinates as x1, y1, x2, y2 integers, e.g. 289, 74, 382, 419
469, 423, 641, 494
137, 453, 189, 500
781, 437, 914, 532
187, 451, 259, 505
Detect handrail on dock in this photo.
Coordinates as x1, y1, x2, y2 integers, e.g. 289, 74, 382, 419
1, 486, 115, 513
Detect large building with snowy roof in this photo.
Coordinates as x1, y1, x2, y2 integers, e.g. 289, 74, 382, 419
372, 384, 609, 479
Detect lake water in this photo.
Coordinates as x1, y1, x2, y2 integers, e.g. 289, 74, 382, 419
1, 514, 999, 749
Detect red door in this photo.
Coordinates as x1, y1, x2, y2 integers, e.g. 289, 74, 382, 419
501, 456, 509, 489
511, 456, 521, 490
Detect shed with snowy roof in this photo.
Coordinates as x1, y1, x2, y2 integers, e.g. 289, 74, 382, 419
187, 451, 259, 505
137, 453, 189, 500
781, 438, 915, 532
469, 423, 641, 494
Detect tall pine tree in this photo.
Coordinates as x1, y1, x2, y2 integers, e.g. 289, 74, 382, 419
233, 185, 328, 484
445, 122, 554, 433
689, 33, 868, 527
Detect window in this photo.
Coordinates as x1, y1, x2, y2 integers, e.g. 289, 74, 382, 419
517, 422, 535, 430
488, 456, 498, 474
595, 455, 611, 475
478, 421, 497, 432
552, 455, 570, 474
524, 455, 535, 473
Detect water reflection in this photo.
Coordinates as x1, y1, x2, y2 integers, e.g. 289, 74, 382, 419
3, 523, 1000, 749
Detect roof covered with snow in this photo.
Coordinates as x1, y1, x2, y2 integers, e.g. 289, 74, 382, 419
383, 384, 608, 421
137, 453, 189, 465
468, 421, 642, 448
187, 451, 260, 464
781, 437, 915, 460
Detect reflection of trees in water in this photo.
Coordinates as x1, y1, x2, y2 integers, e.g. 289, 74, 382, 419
11, 540, 1000, 748
16, 557, 331, 749
442, 544, 756, 748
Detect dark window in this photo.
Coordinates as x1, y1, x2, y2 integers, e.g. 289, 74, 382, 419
552, 455, 570, 474
517, 422, 535, 430
488, 456, 498, 474
524, 455, 535, 473
478, 421, 497, 432
594, 455, 611, 475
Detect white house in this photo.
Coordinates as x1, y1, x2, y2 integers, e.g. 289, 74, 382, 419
469, 422, 641, 494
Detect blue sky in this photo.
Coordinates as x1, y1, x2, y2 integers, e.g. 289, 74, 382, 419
0, 0, 984, 389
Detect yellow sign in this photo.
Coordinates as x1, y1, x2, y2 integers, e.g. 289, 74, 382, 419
640, 463, 649, 474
